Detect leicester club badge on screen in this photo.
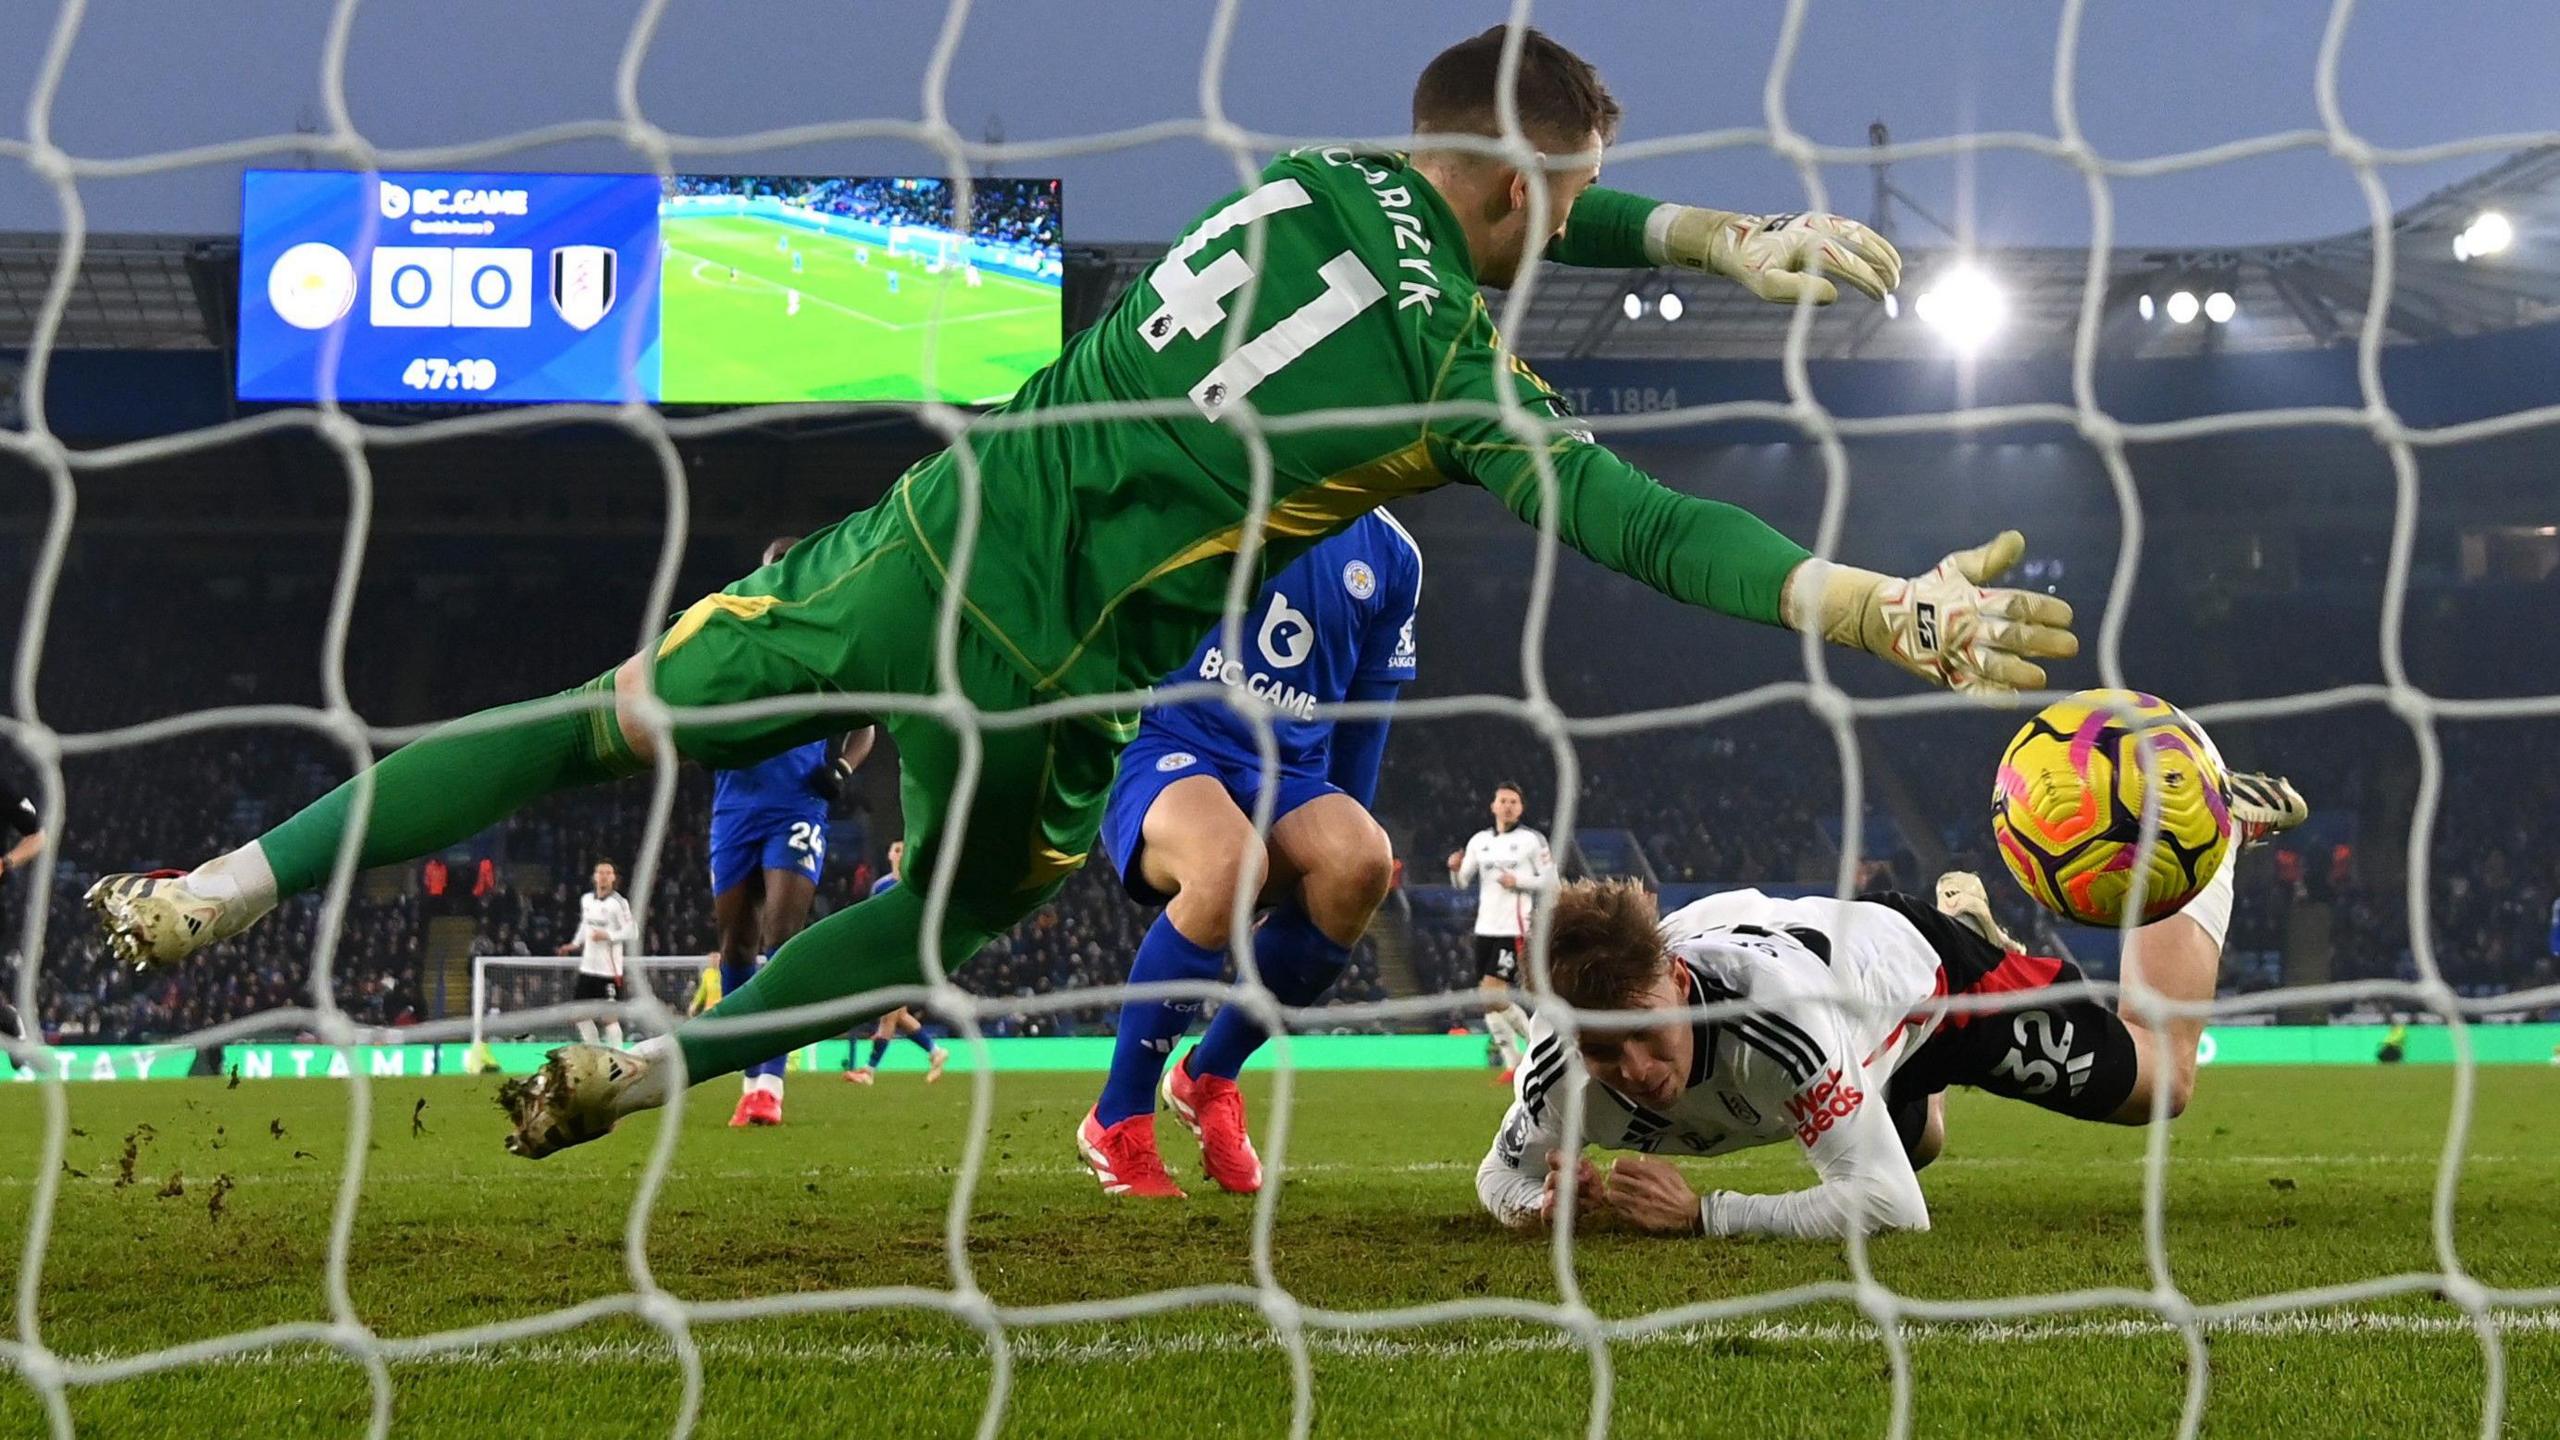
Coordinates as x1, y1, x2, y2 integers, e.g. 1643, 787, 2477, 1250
235, 170, 664, 404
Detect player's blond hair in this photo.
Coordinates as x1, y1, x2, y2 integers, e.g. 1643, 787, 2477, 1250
1539, 878, 1666, 1010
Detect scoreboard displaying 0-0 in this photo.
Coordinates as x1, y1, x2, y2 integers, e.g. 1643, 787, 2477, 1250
236, 170, 1065, 407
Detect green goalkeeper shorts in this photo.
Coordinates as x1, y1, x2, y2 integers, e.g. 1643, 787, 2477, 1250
640, 501, 1114, 928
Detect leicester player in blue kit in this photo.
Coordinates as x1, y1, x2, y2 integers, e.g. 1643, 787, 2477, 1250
845, 840, 948, 1085
709, 537, 868, 1129
1077, 511, 1422, 1198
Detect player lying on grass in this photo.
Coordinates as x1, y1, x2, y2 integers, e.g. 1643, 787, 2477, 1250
89, 25, 2072, 1159
1476, 773, 2306, 1239
705, 534, 873, 1128
1077, 510, 1421, 1198
845, 840, 950, 1085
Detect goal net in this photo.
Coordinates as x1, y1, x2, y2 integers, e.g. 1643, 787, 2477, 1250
3, 2, 2551, 1437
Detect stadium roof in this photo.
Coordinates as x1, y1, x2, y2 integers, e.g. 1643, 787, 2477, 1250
0, 232, 229, 351
1087, 145, 2560, 362
4, 148, 2557, 362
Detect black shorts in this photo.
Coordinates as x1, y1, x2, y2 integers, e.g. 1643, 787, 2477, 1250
1472, 934, 1522, 983
571, 971, 622, 1003
1865, 891, 2139, 1125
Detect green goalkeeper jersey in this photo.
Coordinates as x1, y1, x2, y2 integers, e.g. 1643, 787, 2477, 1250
889, 148, 1811, 732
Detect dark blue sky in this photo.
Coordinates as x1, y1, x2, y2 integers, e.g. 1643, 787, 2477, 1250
0, 0, 2549, 248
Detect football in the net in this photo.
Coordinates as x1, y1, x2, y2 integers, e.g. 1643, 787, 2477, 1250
1991, 689, 2233, 926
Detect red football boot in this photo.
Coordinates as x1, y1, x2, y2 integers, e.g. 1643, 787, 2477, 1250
1161, 1050, 1263, 1195
1076, 1108, 1186, 1198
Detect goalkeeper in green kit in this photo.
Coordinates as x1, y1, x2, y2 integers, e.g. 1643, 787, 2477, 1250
89, 26, 2075, 1158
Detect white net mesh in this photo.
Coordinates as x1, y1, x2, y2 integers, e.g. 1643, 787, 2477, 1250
5, 0, 2557, 1436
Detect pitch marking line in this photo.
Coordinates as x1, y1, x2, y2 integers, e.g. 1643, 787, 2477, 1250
673, 246, 1049, 334
56, 1308, 2560, 1376
673, 247, 896, 330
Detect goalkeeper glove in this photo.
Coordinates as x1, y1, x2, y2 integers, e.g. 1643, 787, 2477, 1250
1651, 207, 1902, 305
1786, 531, 2076, 701
810, 755, 859, 806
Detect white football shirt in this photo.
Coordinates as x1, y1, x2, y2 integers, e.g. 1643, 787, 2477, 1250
1455, 825, 1552, 938
1475, 889, 1950, 1240
573, 892, 636, 979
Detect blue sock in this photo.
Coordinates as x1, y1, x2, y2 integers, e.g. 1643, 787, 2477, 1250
1095, 914, 1227, 1125
1191, 905, 1350, 1081
723, 953, 787, 1082
866, 1037, 889, 1069
908, 1028, 938, 1054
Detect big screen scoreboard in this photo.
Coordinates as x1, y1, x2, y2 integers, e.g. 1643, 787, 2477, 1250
237, 171, 1065, 406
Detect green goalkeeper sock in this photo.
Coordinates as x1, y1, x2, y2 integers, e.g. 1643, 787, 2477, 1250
669, 883, 996, 1083
259, 675, 642, 896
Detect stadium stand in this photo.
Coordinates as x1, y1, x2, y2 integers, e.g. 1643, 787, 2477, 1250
6, 514, 2553, 1042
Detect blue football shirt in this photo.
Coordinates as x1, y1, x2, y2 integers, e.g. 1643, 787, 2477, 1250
1143, 510, 1422, 770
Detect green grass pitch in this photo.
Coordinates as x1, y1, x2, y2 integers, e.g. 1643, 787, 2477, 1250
657, 214, 1062, 406
2, 1067, 2553, 1437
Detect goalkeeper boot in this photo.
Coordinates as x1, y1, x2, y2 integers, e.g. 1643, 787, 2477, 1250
1161, 1049, 1262, 1195
1934, 871, 2024, 953
2223, 771, 2309, 849
1076, 1108, 1185, 1198
85, 870, 253, 969
499, 1044, 655, 1158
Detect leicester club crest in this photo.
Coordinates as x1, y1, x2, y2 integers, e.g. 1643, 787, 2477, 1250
549, 245, 617, 331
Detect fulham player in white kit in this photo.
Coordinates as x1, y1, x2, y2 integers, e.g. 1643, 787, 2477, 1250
555, 861, 638, 1047
1477, 763, 2304, 1238
1448, 783, 1551, 1073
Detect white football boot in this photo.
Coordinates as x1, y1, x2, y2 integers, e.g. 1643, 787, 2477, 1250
499, 1044, 659, 1158
85, 870, 254, 969
2221, 770, 2309, 849
1933, 870, 2025, 953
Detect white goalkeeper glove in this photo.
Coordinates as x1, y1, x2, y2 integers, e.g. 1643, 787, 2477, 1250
1785, 531, 2077, 701
1649, 207, 1903, 305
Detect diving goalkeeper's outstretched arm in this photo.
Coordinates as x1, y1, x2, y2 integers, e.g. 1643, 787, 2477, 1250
1401, 112, 2071, 701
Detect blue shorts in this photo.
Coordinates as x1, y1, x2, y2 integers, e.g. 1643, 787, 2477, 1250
1099, 733, 1340, 906
708, 809, 829, 896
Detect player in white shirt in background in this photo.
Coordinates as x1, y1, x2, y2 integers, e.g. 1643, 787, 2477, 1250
1476, 761, 2305, 1239
555, 861, 638, 1048
1448, 783, 1552, 1075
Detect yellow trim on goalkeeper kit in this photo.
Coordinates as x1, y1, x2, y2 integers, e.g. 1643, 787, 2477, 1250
1039, 435, 1444, 691
657, 592, 783, 657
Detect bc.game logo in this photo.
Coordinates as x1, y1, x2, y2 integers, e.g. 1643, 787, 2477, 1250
550, 246, 618, 331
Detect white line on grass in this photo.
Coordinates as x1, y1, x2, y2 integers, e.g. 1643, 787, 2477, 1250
881, 303, 1056, 332
671, 246, 896, 330
58, 1308, 2560, 1376
671, 243, 1049, 333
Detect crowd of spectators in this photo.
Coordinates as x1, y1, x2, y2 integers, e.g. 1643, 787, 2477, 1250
17, 703, 2550, 1045
7, 527, 2555, 1048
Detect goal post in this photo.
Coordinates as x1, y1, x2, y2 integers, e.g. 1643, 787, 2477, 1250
466, 954, 716, 1049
